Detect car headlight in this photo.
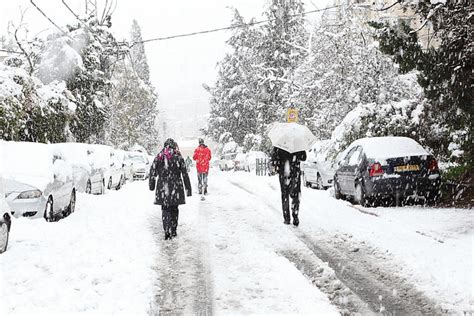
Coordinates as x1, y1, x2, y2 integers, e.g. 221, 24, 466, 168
17, 190, 42, 199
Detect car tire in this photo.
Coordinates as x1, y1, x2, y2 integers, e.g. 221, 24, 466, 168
85, 180, 92, 194
44, 196, 54, 222
116, 176, 123, 190
425, 190, 440, 206
316, 174, 324, 190
100, 179, 106, 194
64, 189, 76, 216
334, 178, 343, 200
108, 178, 112, 190
0, 214, 10, 254
355, 182, 369, 207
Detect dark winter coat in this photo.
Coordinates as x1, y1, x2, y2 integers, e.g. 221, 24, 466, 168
271, 147, 307, 194
149, 148, 192, 207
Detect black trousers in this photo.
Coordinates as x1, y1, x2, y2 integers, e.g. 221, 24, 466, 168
162, 206, 179, 233
279, 174, 301, 222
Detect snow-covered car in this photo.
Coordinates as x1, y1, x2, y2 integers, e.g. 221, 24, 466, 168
89, 145, 125, 190
1, 141, 76, 221
233, 153, 247, 171
244, 151, 268, 173
50, 143, 106, 194
333, 137, 441, 206
0, 175, 12, 254
219, 153, 237, 171
302, 140, 335, 189
115, 149, 134, 181
127, 152, 150, 180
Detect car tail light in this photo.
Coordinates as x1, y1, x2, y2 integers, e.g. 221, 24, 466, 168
369, 162, 384, 177
428, 158, 439, 172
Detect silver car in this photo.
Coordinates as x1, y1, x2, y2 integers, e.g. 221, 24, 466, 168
50, 143, 106, 195
1, 141, 76, 222
0, 176, 12, 254
302, 140, 335, 190
89, 145, 126, 190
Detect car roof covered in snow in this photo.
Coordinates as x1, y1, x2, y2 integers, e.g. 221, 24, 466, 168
348, 137, 430, 159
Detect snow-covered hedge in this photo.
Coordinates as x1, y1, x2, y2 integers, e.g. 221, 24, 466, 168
0, 64, 75, 143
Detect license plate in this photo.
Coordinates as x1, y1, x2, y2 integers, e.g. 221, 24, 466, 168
394, 164, 420, 172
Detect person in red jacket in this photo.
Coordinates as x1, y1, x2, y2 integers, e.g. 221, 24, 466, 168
193, 138, 212, 195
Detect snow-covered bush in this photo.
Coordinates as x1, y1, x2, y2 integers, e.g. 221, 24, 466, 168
0, 64, 75, 143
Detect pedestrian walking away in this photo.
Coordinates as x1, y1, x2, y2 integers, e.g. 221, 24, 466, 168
193, 138, 212, 195
149, 138, 192, 240
271, 147, 306, 226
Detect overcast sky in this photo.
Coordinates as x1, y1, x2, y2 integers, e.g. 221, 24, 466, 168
0, 0, 332, 140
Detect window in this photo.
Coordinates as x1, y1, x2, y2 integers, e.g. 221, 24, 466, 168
348, 147, 363, 166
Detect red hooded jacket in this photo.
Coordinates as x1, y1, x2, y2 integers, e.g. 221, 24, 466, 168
193, 144, 212, 173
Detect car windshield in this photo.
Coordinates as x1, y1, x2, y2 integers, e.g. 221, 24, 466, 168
130, 155, 146, 163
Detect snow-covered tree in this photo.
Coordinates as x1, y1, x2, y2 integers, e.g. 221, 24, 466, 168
370, 0, 472, 164
105, 20, 159, 154
290, 14, 420, 140
129, 20, 150, 84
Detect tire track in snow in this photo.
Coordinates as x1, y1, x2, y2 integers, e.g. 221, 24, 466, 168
227, 177, 443, 315
149, 198, 213, 315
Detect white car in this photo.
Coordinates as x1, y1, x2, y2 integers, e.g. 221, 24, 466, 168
128, 152, 150, 180
50, 143, 106, 194
219, 153, 237, 171
233, 153, 247, 171
244, 151, 268, 173
0, 176, 12, 254
115, 149, 134, 181
302, 140, 335, 189
89, 145, 125, 190
1, 141, 76, 221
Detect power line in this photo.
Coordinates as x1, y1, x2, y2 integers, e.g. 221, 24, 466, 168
132, 5, 341, 47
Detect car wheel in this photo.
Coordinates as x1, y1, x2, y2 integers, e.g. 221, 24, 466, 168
64, 189, 76, 216
85, 180, 92, 194
355, 182, 369, 207
116, 176, 123, 190
108, 178, 112, 190
0, 215, 10, 254
316, 174, 324, 190
334, 178, 342, 200
44, 196, 54, 222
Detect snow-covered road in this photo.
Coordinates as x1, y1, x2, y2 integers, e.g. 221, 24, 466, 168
1, 170, 472, 315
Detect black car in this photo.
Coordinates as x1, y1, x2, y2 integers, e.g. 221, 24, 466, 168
333, 137, 441, 206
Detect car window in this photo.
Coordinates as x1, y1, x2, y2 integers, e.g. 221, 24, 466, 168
348, 146, 362, 166
341, 147, 356, 166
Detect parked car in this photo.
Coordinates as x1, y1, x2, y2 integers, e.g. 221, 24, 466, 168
115, 149, 134, 181
50, 143, 106, 194
244, 151, 268, 173
233, 153, 247, 171
0, 176, 12, 254
89, 145, 125, 190
333, 137, 441, 206
1, 141, 77, 221
302, 140, 335, 189
127, 151, 150, 180
219, 153, 237, 171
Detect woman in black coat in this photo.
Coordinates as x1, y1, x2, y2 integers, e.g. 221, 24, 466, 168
149, 138, 192, 240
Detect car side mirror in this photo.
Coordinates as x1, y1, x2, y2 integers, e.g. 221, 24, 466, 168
110, 162, 114, 167
122, 163, 125, 168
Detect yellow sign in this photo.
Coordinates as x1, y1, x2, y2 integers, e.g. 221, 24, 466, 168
287, 108, 298, 123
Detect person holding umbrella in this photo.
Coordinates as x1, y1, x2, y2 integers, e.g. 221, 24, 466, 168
268, 122, 315, 226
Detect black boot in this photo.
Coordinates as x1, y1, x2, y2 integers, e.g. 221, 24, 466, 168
204, 187, 208, 195
283, 218, 290, 225
164, 232, 172, 240
293, 215, 299, 227
171, 229, 177, 237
